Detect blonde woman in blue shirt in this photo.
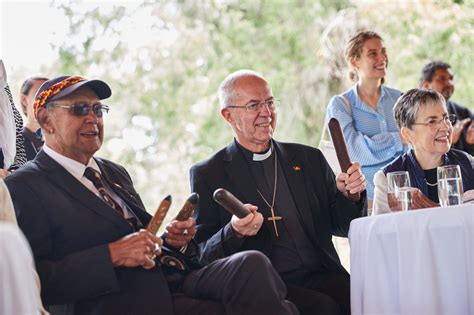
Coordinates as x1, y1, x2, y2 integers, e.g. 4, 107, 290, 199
326, 31, 405, 203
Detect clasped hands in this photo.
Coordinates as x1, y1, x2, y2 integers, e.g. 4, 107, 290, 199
336, 162, 366, 201
108, 218, 196, 269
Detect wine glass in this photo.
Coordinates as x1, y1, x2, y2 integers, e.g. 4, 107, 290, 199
437, 165, 463, 207
387, 171, 414, 212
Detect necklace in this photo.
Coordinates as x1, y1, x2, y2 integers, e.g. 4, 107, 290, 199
256, 152, 282, 237
425, 179, 438, 187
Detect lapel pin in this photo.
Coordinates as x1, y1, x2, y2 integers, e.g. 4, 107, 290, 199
292, 165, 301, 171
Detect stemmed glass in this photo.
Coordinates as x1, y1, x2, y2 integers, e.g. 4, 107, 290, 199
387, 171, 414, 212
437, 165, 463, 207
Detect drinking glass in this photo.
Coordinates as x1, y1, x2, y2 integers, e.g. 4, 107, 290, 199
437, 165, 463, 207
387, 171, 414, 212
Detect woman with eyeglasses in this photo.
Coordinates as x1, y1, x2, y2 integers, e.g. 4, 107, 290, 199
372, 88, 474, 212
326, 31, 405, 204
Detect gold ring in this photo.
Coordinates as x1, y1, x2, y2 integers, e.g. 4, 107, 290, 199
150, 243, 160, 260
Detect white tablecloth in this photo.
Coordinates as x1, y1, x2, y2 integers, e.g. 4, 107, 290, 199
349, 204, 474, 315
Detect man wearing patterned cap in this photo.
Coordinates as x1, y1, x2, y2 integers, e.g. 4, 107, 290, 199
5, 76, 297, 315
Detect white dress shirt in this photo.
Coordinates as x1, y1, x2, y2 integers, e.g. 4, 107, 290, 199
42, 144, 134, 219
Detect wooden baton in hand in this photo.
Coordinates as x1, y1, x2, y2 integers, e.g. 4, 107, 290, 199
328, 118, 361, 202
213, 188, 251, 218
175, 193, 199, 221
147, 195, 172, 235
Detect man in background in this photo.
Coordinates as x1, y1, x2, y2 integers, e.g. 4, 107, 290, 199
421, 61, 474, 155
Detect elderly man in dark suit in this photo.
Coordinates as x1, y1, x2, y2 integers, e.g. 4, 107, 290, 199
5, 76, 297, 315
190, 70, 367, 315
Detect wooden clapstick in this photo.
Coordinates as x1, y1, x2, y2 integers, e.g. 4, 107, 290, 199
328, 118, 361, 202
175, 193, 199, 221
147, 195, 172, 235
213, 188, 251, 218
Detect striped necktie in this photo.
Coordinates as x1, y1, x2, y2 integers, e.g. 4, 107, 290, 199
84, 167, 138, 229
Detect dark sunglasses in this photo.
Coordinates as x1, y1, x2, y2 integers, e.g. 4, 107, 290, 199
47, 103, 110, 118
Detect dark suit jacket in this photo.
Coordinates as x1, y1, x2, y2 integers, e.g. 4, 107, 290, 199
447, 100, 474, 155
190, 140, 366, 274
5, 151, 174, 315
22, 127, 43, 161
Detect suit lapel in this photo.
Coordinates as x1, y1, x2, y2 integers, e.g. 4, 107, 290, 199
274, 141, 318, 241
96, 159, 151, 225
35, 151, 132, 231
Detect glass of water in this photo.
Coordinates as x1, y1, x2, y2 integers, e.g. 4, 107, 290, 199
437, 165, 463, 207
387, 171, 414, 212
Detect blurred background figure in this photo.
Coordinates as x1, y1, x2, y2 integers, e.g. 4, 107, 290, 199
19, 77, 49, 161
420, 61, 474, 156
326, 31, 405, 206
373, 88, 474, 213
0, 60, 27, 178
0, 179, 49, 314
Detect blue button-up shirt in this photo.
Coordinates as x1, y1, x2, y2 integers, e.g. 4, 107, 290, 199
326, 84, 406, 198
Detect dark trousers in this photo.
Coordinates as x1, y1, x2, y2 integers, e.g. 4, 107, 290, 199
283, 270, 351, 315
180, 250, 298, 315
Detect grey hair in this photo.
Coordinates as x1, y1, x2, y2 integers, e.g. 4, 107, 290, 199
393, 88, 446, 130
217, 69, 268, 109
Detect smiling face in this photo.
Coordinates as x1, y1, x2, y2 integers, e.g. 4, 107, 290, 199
221, 75, 276, 152
403, 101, 452, 167
422, 67, 454, 101
39, 86, 104, 164
352, 38, 388, 81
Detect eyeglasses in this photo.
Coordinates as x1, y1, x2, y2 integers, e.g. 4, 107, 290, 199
47, 103, 110, 118
412, 114, 456, 130
227, 99, 278, 112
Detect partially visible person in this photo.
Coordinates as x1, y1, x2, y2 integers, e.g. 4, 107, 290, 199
0, 223, 43, 315
420, 61, 474, 155
326, 31, 405, 202
19, 77, 48, 161
0, 60, 27, 177
373, 88, 474, 213
0, 179, 49, 315
6, 75, 297, 315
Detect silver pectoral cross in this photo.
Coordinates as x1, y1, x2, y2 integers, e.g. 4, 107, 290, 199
267, 208, 282, 237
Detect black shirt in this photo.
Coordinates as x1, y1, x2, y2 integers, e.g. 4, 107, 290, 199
236, 141, 321, 274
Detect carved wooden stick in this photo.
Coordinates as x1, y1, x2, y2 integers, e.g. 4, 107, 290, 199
175, 193, 199, 221
147, 195, 172, 234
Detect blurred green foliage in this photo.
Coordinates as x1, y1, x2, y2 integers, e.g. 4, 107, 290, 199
27, 0, 474, 217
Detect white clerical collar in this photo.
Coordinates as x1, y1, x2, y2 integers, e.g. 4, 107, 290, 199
253, 145, 273, 161
42, 144, 100, 181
